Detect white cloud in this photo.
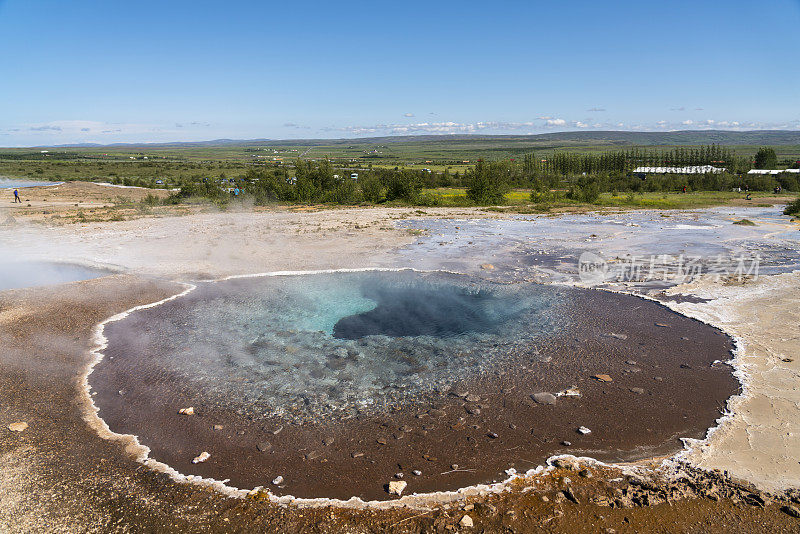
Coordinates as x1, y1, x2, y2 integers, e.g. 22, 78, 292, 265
546, 118, 566, 126
682, 120, 694, 125
403, 113, 415, 117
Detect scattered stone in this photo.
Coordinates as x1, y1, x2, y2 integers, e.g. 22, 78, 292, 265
451, 464, 459, 470
577, 426, 591, 435
781, 504, 800, 518
465, 405, 481, 415
680, 363, 692, 369
782, 358, 794, 363
606, 333, 628, 340
625, 360, 637, 366
562, 488, 580, 504
305, 450, 321, 460
412, 470, 422, 476
213, 425, 224, 431
272, 475, 284, 485
423, 454, 438, 462
531, 392, 557, 405
593, 374, 613, 382
8, 422, 28, 432
256, 441, 272, 452
387, 480, 407, 496
579, 468, 592, 478
487, 432, 499, 439
395, 472, 404, 479
322, 436, 335, 446
178, 407, 195, 416
192, 451, 211, 464
655, 323, 670, 328
630, 387, 645, 395
376, 438, 388, 445
558, 387, 582, 398
465, 393, 481, 403
480, 264, 495, 271
561, 441, 572, 446
463, 503, 474, 511
654, 376, 664, 382
459, 515, 474, 528
399, 425, 413, 433
351, 452, 364, 458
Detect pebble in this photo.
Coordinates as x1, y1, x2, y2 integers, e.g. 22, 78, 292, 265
561, 441, 572, 446
213, 425, 224, 431
577, 426, 591, 435
412, 470, 422, 476
531, 392, 557, 405
388, 480, 407, 496
8, 422, 28, 432
305, 450, 321, 460
272, 475, 284, 485
630, 387, 646, 395
593, 374, 613, 382
192, 451, 211, 464
322, 437, 335, 446
480, 264, 495, 270
487, 432, 499, 439
655, 323, 670, 327
178, 407, 195, 416
459, 515, 474, 528
257, 441, 272, 452
654, 376, 664, 381
376, 438, 388, 445
625, 360, 637, 366
451, 464, 459, 470
465, 405, 481, 415
465, 394, 481, 403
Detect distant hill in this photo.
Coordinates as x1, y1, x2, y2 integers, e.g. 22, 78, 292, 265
40, 130, 800, 150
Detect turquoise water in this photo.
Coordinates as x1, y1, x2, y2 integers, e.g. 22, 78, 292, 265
104, 271, 568, 422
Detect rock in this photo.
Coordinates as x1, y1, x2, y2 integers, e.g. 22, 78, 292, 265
322, 436, 335, 445
465, 405, 481, 415
395, 472, 404, 479
577, 426, 591, 435
553, 457, 580, 470
305, 450, 321, 460
630, 387, 645, 395
607, 333, 628, 340
428, 409, 446, 418
562, 488, 580, 504
459, 515, 474, 528
192, 451, 211, 464
463, 503, 474, 511
625, 360, 637, 365
8, 422, 28, 432
579, 468, 592, 478
655, 323, 670, 328
178, 407, 195, 415
388, 480, 407, 496
213, 425, 224, 431
561, 441, 572, 446
487, 432, 499, 439
376, 438, 388, 445
412, 470, 422, 476
465, 393, 481, 403
257, 441, 272, 452
480, 264, 495, 271
654, 376, 664, 381
531, 392, 557, 405
351, 452, 364, 458
451, 464, 459, 470
593, 374, 613, 382
272, 475, 284, 485
781, 504, 800, 518
558, 387, 581, 398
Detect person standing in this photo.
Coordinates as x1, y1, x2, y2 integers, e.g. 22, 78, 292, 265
13, 189, 21, 203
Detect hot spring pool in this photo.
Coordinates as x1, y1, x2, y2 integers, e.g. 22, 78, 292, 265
92, 269, 737, 499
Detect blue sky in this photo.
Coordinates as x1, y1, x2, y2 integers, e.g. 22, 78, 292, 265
1, 0, 798, 146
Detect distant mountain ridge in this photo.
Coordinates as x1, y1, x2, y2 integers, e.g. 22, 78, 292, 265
34, 130, 800, 149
